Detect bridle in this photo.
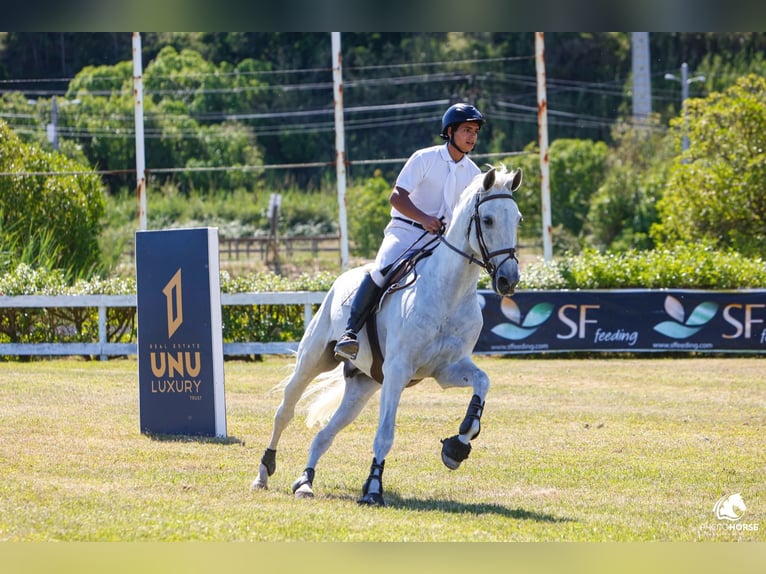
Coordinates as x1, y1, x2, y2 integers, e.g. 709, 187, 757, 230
437, 192, 519, 282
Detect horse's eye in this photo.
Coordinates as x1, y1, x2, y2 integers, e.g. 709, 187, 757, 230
482, 216, 493, 226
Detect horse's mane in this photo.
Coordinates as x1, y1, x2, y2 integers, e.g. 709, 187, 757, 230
459, 164, 514, 201
451, 164, 517, 226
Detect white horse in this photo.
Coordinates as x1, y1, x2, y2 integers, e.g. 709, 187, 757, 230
251, 165, 523, 506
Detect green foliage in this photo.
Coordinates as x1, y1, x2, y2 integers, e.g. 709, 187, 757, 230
652, 74, 766, 258
548, 139, 609, 239
346, 171, 391, 257
584, 118, 673, 252
0, 119, 106, 280
519, 245, 766, 290
0, 264, 69, 345
219, 270, 334, 343
500, 139, 608, 254
65, 47, 265, 194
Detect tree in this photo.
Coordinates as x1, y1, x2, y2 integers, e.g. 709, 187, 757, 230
0, 119, 105, 279
64, 46, 264, 194
585, 118, 673, 252
499, 138, 608, 254
347, 171, 391, 258
651, 74, 766, 258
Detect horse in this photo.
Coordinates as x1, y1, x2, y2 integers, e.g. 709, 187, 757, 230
251, 164, 523, 506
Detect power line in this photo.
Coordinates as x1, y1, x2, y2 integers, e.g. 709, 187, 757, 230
0, 148, 535, 179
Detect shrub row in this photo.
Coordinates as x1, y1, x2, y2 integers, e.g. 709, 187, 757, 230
511, 244, 766, 290
1, 245, 764, 353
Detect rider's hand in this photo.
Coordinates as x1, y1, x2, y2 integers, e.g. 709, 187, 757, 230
422, 215, 443, 234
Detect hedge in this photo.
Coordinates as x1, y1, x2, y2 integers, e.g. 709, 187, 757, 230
1, 244, 764, 357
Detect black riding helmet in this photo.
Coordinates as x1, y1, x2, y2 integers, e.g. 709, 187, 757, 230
440, 103, 485, 140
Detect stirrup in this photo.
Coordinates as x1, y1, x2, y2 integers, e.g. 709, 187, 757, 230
334, 332, 359, 360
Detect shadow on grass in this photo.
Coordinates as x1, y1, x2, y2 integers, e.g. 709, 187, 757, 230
144, 433, 244, 446
324, 491, 574, 523
387, 494, 575, 523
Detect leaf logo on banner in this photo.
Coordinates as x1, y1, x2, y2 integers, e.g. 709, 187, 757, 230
653, 295, 719, 339
489, 298, 554, 340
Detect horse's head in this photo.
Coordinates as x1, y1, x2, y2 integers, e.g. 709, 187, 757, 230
467, 165, 523, 296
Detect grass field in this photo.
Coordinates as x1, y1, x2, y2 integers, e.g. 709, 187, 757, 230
0, 355, 763, 543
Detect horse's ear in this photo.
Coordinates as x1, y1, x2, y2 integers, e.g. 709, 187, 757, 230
509, 168, 523, 192
482, 167, 496, 191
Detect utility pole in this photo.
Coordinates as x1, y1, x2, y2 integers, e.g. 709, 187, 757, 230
631, 32, 652, 125
49, 96, 60, 151
664, 62, 705, 152
535, 32, 553, 263
331, 32, 349, 271
133, 32, 147, 231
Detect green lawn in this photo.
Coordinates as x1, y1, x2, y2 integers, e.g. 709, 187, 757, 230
0, 356, 763, 543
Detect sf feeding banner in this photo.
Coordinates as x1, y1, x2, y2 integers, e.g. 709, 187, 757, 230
136, 227, 226, 437
475, 289, 766, 354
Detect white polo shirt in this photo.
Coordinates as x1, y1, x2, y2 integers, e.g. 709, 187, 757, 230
392, 143, 480, 223
371, 143, 481, 281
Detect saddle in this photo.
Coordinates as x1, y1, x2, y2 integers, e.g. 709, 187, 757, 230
349, 247, 434, 384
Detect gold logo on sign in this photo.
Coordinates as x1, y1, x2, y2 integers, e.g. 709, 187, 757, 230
162, 268, 183, 339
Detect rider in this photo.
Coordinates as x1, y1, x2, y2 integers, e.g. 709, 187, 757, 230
334, 102, 485, 361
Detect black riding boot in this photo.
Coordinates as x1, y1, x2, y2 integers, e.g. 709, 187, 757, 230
334, 272, 382, 360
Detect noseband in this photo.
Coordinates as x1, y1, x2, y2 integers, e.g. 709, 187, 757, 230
438, 192, 519, 281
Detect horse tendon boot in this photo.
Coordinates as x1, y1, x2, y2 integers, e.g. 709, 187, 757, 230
440, 394, 484, 470
291, 467, 316, 498
358, 457, 385, 506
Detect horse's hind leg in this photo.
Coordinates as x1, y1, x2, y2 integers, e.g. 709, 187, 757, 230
251, 337, 338, 491
433, 357, 490, 470
292, 371, 379, 499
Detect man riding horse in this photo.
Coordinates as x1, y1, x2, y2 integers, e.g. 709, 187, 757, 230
334, 103, 486, 361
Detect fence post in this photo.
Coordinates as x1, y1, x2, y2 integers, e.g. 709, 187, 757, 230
98, 305, 107, 361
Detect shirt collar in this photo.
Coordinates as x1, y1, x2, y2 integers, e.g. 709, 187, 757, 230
440, 142, 465, 166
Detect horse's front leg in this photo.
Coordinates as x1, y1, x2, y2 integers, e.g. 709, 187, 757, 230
358, 372, 408, 507
433, 357, 489, 470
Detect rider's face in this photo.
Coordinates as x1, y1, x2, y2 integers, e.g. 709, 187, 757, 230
450, 122, 480, 151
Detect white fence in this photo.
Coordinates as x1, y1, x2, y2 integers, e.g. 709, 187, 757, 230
0, 292, 327, 359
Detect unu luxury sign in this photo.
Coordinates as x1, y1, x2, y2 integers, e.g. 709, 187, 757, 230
476, 289, 766, 354
136, 228, 226, 437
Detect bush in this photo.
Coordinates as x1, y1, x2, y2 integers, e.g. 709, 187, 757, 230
346, 171, 391, 257
516, 244, 766, 290
0, 119, 106, 280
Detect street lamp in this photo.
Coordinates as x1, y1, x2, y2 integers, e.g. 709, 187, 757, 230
664, 62, 705, 152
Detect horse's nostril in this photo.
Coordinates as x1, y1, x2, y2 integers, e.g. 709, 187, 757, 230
495, 276, 515, 296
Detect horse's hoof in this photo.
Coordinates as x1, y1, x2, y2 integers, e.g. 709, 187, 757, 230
250, 477, 267, 491
441, 435, 471, 470
291, 468, 315, 499
441, 451, 461, 470
357, 492, 385, 506
294, 483, 315, 499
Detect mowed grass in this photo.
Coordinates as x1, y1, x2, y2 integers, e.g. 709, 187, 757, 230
0, 355, 763, 542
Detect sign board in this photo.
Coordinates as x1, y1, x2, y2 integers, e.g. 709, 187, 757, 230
135, 227, 226, 437
476, 289, 766, 354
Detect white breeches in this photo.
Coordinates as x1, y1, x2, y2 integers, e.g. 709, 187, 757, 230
370, 221, 436, 286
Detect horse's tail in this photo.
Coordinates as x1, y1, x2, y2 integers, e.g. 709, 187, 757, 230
300, 363, 345, 429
